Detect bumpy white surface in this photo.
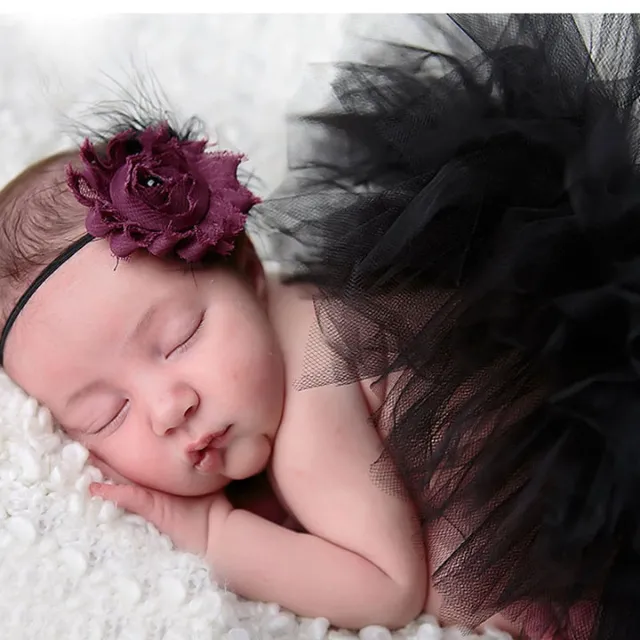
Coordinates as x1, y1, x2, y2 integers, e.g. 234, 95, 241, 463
0, 15, 510, 640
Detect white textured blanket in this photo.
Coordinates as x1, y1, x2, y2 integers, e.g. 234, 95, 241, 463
0, 15, 507, 640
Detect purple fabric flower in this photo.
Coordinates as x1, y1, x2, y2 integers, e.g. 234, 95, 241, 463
66, 123, 259, 262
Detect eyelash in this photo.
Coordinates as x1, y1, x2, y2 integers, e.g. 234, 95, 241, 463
95, 400, 129, 435
168, 311, 206, 358
94, 312, 206, 434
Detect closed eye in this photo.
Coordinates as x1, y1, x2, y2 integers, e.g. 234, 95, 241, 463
94, 400, 129, 435
168, 311, 206, 358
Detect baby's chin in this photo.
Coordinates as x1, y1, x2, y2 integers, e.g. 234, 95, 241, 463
155, 474, 231, 498
223, 433, 272, 481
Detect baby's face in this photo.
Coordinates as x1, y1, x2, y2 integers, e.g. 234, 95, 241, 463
4, 239, 285, 496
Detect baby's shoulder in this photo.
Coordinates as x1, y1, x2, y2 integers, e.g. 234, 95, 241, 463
267, 279, 334, 383
268, 280, 365, 410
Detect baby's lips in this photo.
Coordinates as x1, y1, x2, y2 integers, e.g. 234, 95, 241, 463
187, 449, 205, 467
186, 426, 231, 466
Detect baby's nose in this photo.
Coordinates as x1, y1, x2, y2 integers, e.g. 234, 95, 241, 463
150, 382, 199, 435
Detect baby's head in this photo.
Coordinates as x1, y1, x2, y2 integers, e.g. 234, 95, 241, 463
0, 122, 285, 497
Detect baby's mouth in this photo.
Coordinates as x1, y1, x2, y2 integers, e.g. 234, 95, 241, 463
186, 426, 231, 470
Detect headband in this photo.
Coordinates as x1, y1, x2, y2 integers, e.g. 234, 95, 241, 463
0, 123, 259, 366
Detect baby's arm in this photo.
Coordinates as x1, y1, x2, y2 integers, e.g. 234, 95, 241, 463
207, 381, 426, 629
224, 472, 292, 526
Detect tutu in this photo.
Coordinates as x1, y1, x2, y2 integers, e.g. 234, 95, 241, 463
257, 14, 640, 640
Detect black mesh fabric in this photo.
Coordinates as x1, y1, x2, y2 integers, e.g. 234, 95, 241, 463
256, 14, 640, 639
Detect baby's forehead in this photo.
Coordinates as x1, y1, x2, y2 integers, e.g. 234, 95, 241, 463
5, 242, 190, 385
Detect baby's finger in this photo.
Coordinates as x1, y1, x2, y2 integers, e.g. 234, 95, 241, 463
90, 482, 159, 523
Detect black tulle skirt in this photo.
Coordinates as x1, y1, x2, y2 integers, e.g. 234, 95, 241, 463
256, 14, 640, 639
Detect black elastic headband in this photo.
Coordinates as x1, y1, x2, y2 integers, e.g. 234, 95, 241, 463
0, 234, 94, 366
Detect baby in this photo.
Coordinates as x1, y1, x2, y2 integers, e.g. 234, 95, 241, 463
0, 131, 430, 631
3, 13, 640, 640
0, 117, 526, 635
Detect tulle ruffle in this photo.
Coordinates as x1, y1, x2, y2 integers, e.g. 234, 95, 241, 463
258, 15, 640, 639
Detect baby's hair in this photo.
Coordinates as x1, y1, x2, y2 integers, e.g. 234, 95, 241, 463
0, 151, 86, 326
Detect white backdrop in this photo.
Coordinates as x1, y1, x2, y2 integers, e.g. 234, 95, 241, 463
0, 15, 350, 192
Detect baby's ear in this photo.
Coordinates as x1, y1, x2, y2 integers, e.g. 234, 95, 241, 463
234, 234, 268, 303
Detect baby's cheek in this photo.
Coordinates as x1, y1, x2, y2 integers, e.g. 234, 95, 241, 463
224, 434, 271, 480
95, 442, 157, 486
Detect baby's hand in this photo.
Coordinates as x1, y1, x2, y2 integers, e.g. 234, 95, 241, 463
88, 457, 232, 556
